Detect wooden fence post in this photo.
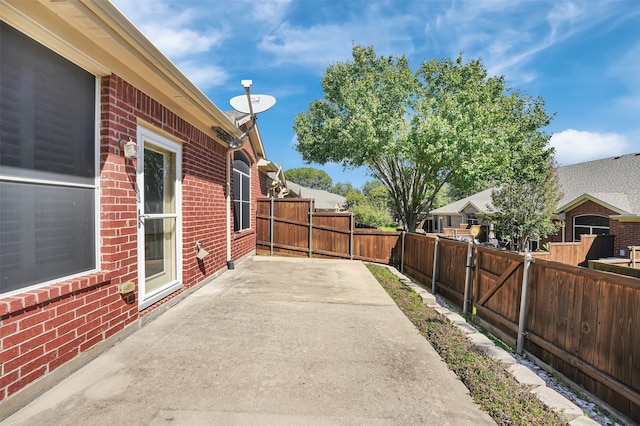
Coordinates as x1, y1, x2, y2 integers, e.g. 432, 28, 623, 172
400, 231, 406, 273
432, 236, 439, 295
516, 253, 534, 354
269, 197, 274, 256
349, 213, 354, 260
463, 241, 474, 314
308, 200, 313, 258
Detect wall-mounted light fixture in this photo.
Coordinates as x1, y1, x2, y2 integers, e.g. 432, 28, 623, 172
120, 138, 139, 159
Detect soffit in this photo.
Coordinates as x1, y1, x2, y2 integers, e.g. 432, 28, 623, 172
2, 0, 239, 142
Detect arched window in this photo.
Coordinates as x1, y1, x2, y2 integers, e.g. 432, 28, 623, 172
233, 152, 251, 232
573, 215, 609, 241
466, 212, 479, 225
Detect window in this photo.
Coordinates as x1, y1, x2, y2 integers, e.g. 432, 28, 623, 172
447, 216, 452, 227
467, 213, 479, 225
573, 215, 609, 241
0, 23, 97, 295
233, 151, 251, 232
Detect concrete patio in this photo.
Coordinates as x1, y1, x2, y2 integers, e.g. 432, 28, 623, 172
3, 256, 494, 425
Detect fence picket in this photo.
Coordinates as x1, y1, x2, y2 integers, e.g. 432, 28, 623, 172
256, 198, 640, 422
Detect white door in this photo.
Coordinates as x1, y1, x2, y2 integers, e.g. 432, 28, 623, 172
137, 127, 182, 310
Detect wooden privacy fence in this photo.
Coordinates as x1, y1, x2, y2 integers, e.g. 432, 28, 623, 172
531, 234, 615, 266
256, 198, 401, 264
256, 199, 640, 422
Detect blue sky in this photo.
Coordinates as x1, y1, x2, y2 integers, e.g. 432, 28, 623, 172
111, 0, 640, 189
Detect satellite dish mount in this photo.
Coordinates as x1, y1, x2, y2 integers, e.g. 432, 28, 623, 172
212, 80, 276, 149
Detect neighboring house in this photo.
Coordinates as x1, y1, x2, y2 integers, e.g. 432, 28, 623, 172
0, 0, 283, 408
426, 153, 640, 256
285, 181, 347, 212
425, 188, 494, 234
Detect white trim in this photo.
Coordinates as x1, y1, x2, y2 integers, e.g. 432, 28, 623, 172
136, 126, 183, 311
572, 214, 610, 242
0, 176, 98, 189
232, 152, 252, 232
94, 78, 101, 277
0, 68, 100, 297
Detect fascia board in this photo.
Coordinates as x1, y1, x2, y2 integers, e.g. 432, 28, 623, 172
556, 193, 629, 216
3, 0, 239, 143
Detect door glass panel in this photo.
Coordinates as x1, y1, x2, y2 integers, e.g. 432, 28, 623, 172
144, 217, 176, 293
144, 149, 175, 215
142, 146, 177, 295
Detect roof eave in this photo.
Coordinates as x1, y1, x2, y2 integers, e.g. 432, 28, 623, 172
2, 0, 241, 143
555, 194, 630, 216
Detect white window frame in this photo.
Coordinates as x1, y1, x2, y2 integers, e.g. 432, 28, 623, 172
0, 29, 100, 297
573, 214, 610, 241
233, 152, 251, 232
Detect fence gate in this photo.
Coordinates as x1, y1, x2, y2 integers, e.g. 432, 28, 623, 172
473, 247, 525, 343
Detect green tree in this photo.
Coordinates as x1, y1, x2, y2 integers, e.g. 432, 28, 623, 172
350, 203, 392, 229
344, 186, 392, 228
294, 45, 554, 232
345, 188, 366, 207
285, 167, 333, 190
483, 167, 563, 252
332, 182, 355, 196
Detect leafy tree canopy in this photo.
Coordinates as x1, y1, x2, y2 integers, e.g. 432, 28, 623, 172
345, 189, 367, 207
285, 167, 333, 190
294, 45, 554, 232
483, 166, 563, 252
331, 182, 355, 197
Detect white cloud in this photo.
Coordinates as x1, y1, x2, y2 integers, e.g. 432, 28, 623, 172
176, 61, 229, 90
139, 25, 226, 58
424, 1, 627, 86
251, 0, 292, 24
550, 129, 632, 165
256, 6, 416, 71
258, 23, 354, 69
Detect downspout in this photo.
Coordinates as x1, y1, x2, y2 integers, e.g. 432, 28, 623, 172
225, 144, 243, 270
225, 83, 258, 270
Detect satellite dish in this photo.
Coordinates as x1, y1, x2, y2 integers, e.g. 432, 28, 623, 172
230, 94, 276, 114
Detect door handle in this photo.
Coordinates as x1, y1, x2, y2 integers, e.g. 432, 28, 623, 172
138, 210, 150, 227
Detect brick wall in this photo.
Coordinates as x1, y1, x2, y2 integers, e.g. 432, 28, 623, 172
610, 219, 640, 257
1, 73, 264, 402
543, 200, 640, 257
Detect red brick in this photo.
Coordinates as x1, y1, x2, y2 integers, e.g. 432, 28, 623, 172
3, 298, 24, 313
80, 335, 103, 353
0, 370, 19, 389
0, 321, 17, 339
56, 316, 86, 337
8, 366, 47, 397
56, 297, 83, 316
19, 309, 55, 330
44, 311, 75, 331
75, 300, 103, 317
0, 346, 20, 366
21, 351, 57, 377
4, 346, 44, 373
3, 324, 44, 348
19, 329, 56, 354
44, 331, 76, 352
57, 335, 85, 360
